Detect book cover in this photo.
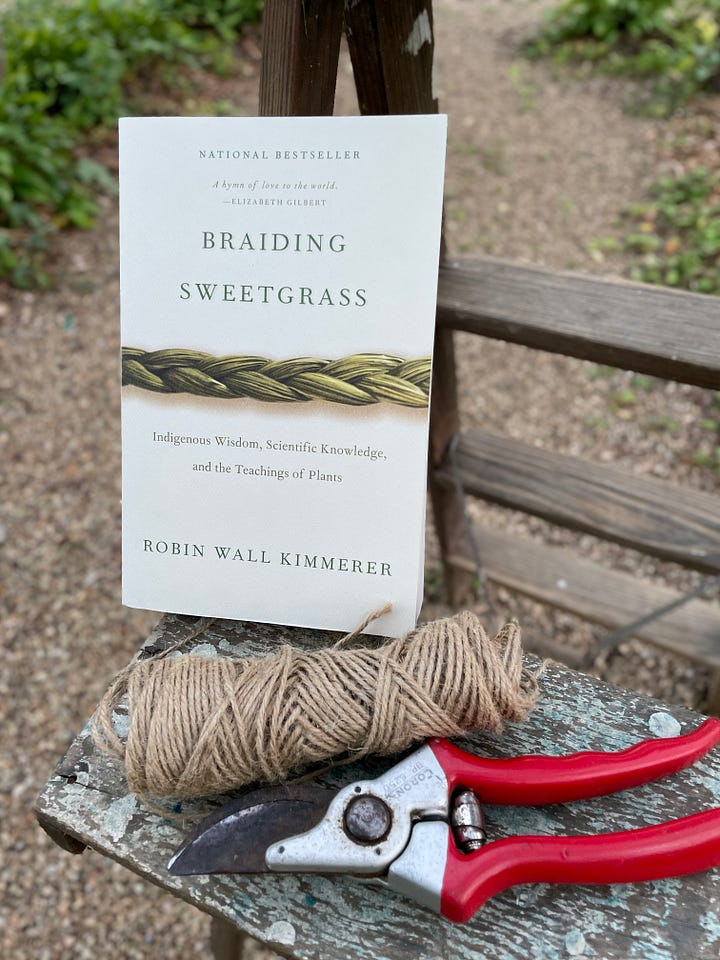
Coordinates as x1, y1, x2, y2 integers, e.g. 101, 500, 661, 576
120, 115, 446, 636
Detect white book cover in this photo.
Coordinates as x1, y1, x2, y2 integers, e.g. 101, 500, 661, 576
120, 115, 447, 637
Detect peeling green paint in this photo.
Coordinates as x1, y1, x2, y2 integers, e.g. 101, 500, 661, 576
103, 794, 139, 843
564, 927, 586, 955
700, 910, 720, 943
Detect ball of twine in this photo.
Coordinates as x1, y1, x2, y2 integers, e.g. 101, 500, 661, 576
92, 611, 539, 799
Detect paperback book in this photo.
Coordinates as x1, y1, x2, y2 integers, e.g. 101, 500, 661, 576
120, 114, 447, 636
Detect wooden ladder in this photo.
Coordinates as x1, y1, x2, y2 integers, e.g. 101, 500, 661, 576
261, 0, 720, 700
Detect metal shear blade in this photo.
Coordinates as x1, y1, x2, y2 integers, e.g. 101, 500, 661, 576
169, 783, 335, 875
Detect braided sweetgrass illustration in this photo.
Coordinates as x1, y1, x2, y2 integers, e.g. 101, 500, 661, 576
122, 348, 431, 408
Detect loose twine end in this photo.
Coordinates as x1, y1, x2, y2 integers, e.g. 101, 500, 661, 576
92, 609, 540, 800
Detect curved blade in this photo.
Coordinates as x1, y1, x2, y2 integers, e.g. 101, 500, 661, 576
168, 784, 336, 876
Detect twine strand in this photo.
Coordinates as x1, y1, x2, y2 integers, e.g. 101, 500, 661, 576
93, 611, 539, 799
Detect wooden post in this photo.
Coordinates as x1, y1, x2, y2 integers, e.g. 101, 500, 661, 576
345, 0, 474, 603
344, 0, 437, 115
259, 0, 470, 601
210, 916, 248, 960
428, 330, 475, 604
259, 0, 345, 116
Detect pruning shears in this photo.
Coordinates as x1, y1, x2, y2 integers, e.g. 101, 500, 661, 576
169, 719, 720, 922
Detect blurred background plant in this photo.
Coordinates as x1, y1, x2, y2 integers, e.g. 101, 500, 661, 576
0, 0, 262, 287
623, 166, 720, 292
527, 0, 720, 297
590, 165, 720, 293
525, 0, 720, 116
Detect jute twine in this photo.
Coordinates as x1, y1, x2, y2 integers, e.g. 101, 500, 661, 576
92, 610, 539, 799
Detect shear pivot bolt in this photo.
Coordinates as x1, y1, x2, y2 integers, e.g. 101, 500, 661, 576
344, 795, 392, 844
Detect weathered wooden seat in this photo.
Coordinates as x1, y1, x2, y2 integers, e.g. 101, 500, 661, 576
34, 615, 720, 960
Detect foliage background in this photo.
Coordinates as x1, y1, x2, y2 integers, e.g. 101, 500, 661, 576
0, 0, 262, 286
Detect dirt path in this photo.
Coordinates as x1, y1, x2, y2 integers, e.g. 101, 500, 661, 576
1, 2, 718, 957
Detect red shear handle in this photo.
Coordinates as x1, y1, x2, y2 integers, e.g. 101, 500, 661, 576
429, 718, 720, 806
441, 808, 720, 923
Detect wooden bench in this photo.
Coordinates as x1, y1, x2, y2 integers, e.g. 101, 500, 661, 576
34, 615, 720, 960
430, 254, 720, 694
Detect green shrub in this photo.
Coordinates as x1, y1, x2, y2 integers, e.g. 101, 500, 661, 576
0, 0, 262, 286
622, 167, 720, 293
2, 0, 213, 130
0, 94, 104, 286
159, 0, 263, 42
528, 0, 671, 46
526, 1, 720, 113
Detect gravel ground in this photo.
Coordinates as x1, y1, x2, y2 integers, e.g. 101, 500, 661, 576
2, 1, 719, 957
